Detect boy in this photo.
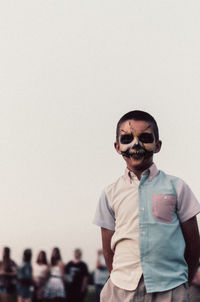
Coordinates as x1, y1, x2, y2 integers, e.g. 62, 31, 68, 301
93, 110, 200, 302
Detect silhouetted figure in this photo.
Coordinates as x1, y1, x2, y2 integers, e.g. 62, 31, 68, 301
33, 251, 49, 302
17, 249, 33, 302
44, 247, 66, 302
65, 249, 89, 302
0, 247, 17, 302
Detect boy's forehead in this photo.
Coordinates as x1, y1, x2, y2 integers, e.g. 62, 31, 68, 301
119, 119, 152, 134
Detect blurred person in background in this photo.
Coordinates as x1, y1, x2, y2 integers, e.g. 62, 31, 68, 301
94, 249, 109, 302
190, 262, 200, 302
64, 248, 89, 302
0, 247, 17, 302
17, 249, 33, 302
33, 251, 49, 302
44, 247, 66, 302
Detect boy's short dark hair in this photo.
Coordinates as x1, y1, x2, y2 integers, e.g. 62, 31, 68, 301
116, 110, 159, 142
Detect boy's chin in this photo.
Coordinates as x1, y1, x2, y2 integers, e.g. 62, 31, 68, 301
128, 156, 144, 166
124, 155, 152, 170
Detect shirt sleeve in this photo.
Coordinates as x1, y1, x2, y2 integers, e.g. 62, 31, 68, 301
93, 190, 115, 231
176, 178, 200, 223
82, 262, 89, 276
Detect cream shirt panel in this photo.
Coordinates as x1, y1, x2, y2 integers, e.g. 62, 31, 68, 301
105, 173, 143, 290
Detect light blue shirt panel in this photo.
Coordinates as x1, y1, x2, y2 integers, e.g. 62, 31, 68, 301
93, 190, 115, 231
138, 172, 189, 292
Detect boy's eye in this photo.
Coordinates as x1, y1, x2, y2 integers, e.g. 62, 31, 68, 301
139, 133, 154, 143
120, 134, 134, 144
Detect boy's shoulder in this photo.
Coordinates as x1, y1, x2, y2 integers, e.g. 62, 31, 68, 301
103, 173, 127, 196
156, 169, 197, 201
159, 169, 180, 181
158, 169, 186, 186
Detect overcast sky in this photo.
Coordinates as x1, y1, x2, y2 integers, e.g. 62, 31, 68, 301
0, 0, 200, 270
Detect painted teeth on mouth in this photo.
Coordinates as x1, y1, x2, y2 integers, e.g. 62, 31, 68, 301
132, 151, 145, 154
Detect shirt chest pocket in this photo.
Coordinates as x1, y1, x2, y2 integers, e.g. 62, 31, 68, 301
152, 194, 177, 224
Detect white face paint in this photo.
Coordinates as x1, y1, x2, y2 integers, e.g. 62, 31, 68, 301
118, 120, 156, 159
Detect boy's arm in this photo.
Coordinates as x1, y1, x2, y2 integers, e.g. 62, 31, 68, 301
180, 216, 200, 285
101, 227, 114, 274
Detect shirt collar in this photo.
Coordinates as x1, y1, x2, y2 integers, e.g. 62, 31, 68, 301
124, 163, 159, 183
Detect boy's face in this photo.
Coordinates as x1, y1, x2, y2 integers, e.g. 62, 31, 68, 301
115, 119, 161, 172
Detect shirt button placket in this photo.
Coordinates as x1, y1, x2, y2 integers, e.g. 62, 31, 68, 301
139, 177, 148, 267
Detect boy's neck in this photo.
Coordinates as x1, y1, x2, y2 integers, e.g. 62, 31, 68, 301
127, 163, 153, 180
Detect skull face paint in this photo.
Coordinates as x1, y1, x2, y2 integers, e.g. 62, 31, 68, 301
117, 120, 156, 161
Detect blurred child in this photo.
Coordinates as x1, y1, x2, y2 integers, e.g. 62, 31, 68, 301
0, 247, 17, 302
33, 251, 49, 302
44, 247, 65, 302
94, 249, 109, 302
17, 249, 33, 302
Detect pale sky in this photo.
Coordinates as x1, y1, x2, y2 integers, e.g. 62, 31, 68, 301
0, 0, 200, 270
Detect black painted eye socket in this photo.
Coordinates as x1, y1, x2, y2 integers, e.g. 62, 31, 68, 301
120, 134, 134, 144
139, 133, 154, 143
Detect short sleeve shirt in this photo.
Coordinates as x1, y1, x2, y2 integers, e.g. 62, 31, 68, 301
93, 164, 200, 293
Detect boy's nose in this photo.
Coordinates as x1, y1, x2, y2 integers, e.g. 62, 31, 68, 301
132, 137, 140, 146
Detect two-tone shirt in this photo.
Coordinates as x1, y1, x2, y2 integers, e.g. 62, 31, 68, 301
93, 164, 200, 293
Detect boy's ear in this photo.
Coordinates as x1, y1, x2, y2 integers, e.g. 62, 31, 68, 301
114, 141, 122, 155
154, 140, 162, 153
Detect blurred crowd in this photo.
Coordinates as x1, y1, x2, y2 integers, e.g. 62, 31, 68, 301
0, 246, 108, 302
3, 245, 199, 302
